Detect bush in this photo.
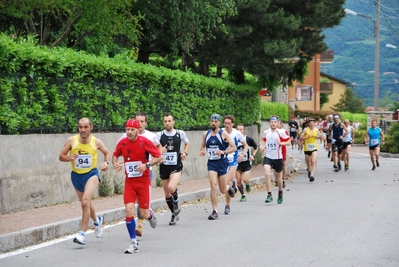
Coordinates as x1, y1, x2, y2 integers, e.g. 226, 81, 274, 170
383, 122, 399, 153
353, 130, 366, 144
260, 101, 289, 122
339, 112, 367, 125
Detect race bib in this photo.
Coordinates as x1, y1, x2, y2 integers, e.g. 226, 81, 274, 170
307, 143, 316, 151
74, 154, 93, 169
163, 152, 177, 165
290, 127, 296, 132
125, 161, 143, 178
370, 139, 379, 145
207, 147, 221, 160
266, 141, 278, 151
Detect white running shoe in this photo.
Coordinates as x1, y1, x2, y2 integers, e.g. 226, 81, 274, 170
73, 232, 86, 245
124, 241, 139, 254
94, 216, 103, 238
148, 213, 158, 229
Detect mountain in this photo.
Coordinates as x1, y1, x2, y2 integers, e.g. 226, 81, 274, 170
322, 0, 399, 107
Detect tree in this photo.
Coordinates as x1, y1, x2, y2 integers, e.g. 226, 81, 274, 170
196, 0, 346, 87
332, 87, 365, 113
0, 0, 142, 49
320, 93, 331, 109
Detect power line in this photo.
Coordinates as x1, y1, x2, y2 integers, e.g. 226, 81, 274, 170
379, 1, 399, 11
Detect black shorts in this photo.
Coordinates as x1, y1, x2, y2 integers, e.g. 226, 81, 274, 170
159, 163, 183, 180
263, 157, 283, 173
237, 161, 252, 172
369, 144, 380, 150
343, 141, 352, 149
332, 141, 343, 154
304, 150, 317, 156
327, 138, 332, 144
290, 132, 297, 138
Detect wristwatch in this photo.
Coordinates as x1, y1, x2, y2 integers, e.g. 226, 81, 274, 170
146, 162, 151, 168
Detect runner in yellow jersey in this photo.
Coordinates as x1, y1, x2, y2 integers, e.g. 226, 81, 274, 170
59, 117, 111, 246
300, 118, 321, 182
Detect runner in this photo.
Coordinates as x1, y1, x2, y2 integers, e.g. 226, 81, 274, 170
329, 114, 347, 172
341, 119, 354, 171
59, 117, 111, 246
364, 119, 385, 170
236, 124, 258, 202
288, 116, 299, 149
117, 111, 161, 237
300, 118, 321, 182
261, 116, 290, 204
156, 112, 190, 225
112, 119, 163, 253
222, 115, 248, 215
199, 114, 237, 220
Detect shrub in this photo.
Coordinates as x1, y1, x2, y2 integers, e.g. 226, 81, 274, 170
260, 101, 289, 122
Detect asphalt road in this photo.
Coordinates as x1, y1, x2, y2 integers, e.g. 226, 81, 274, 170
1, 147, 399, 267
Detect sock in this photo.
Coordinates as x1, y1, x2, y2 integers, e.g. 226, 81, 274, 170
172, 188, 179, 201
268, 192, 272, 196
94, 217, 99, 226
126, 216, 136, 239
148, 209, 154, 220
279, 191, 283, 195
238, 184, 245, 195
166, 196, 174, 213
79, 231, 86, 236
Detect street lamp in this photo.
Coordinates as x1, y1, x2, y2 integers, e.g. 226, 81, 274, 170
386, 44, 398, 49
345, 3, 380, 111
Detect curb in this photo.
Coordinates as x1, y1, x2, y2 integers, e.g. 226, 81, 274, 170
0, 156, 300, 254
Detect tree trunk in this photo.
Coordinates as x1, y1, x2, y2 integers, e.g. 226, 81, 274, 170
198, 58, 209, 77
231, 68, 245, 84
137, 38, 151, 63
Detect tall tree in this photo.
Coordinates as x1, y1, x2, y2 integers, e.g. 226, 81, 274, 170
332, 87, 365, 113
0, 0, 142, 48
198, 0, 345, 87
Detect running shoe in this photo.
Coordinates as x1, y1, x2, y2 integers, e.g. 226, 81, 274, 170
372, 164, 376, 171
338, 163, 342, 171
333, 165, 338, 172
265, 195, 273, 203
328, 151, 331, 158
148, 213, 158, 229
246, 183, 251, 193
169, 214, 179, 225
224, 205, 231, 215
344, 165, 348, 171
135, 224, 143, 237
208, 210, 219, 220
376, 160, 379, 167
240, 195, 247, 202
283, 179, 286, 188
94, 216, 103, 238
277, 194, 283, 204
173, 200, 181, 215
227, 185, 235, 198
232, 179, 238, 193
125, 241, 139, 254
309, 176, 315, 182
73, 232, 86, 245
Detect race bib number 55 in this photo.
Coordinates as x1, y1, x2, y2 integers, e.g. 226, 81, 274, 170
125, 161, 143, 178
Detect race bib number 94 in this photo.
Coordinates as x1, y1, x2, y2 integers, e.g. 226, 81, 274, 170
75, 155, 92, 169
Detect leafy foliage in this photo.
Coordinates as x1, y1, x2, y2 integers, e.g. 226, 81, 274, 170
260, 101, 289, 122
0, 34, 260, 134
331, 87, 365, 113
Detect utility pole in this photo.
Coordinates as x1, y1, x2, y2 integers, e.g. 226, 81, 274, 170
374, 0, 380, 111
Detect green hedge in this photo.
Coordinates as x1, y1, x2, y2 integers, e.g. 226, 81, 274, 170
0, 34, 261, 134
260, 101, 289, 122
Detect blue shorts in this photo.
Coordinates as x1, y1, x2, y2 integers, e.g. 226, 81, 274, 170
71, 168, 100, 192
208, 158, 229, 176
228, 159, 238, 167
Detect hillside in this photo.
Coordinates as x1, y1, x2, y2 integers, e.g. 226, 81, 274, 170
322, 0, 399, 107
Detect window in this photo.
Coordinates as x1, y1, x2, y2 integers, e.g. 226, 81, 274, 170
296, 85, 312, 101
